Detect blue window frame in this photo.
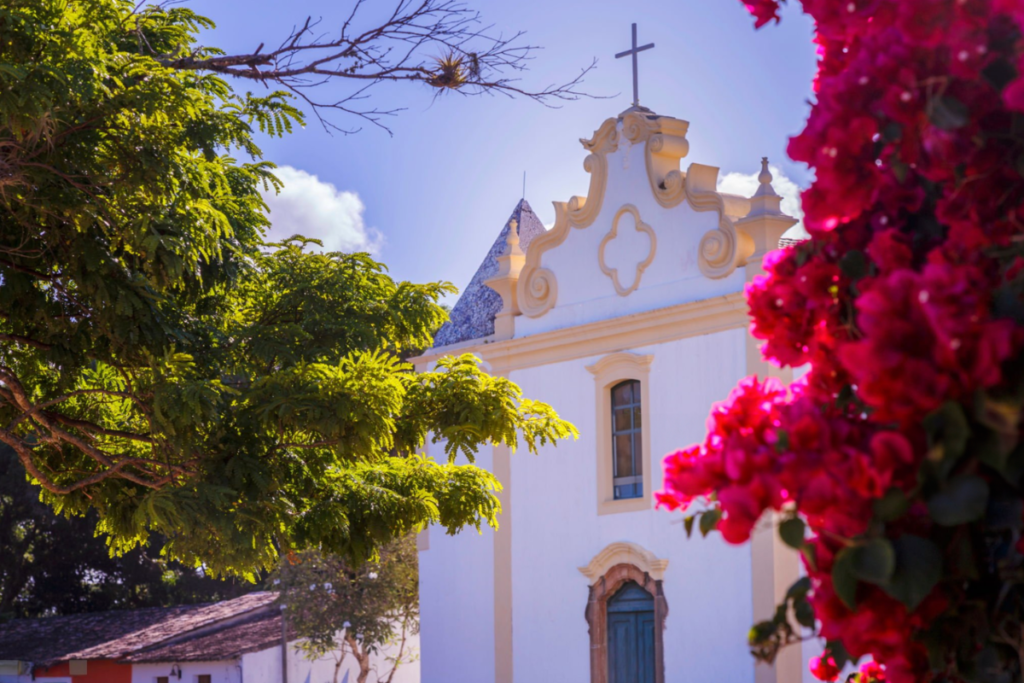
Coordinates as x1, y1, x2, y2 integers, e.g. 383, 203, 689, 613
611, 380, 642, 500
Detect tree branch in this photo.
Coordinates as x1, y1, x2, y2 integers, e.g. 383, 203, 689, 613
0, 367, 193, 494
153, 0, 601, 134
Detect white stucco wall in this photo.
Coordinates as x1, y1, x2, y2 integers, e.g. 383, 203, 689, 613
128, 634, 419, 683
504, 329, 755, 683
418, 112, 799, 683
132, 660, 238, 683
418, 329, 762, 683
418, 445, 496, 683
245, 637, 419, 683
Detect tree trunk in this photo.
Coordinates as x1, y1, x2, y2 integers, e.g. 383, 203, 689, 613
345, 634, 372, 683
332, 650, 346, 683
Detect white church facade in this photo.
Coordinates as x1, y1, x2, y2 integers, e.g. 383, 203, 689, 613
413, 105, 812, 683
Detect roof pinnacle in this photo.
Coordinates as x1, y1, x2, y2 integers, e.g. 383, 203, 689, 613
754, 157, 779, 198
506, 219, 520, 249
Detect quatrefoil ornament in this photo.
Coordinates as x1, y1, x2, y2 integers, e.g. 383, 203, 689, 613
598, 204, 657, 296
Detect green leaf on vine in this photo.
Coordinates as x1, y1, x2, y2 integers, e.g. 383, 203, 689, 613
923, 401, 970, 479
982, 58, 1018, 92
801, 543, 818, 572
787, 576, 812, 600
779, 517, 806, 550
850, 538, 896, 585
873, 487, 910, 522
699, 508, 722, 537
795, 599, 816, 628
881, 121, 902, 142
832, 547, 858, 609
883, 535, 943, 611
839, 250, 868, 281
748, 620, 775, 646
827, 639, 852, 670
928, 475, 990, 526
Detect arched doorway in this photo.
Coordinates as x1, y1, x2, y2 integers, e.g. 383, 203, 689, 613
607, 581, 656, 683
581, 547, 668, 683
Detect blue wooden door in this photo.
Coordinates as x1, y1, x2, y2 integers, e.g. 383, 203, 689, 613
607, 582, 655, 683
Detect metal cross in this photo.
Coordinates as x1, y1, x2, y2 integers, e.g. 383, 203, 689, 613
615, 23, 655, 108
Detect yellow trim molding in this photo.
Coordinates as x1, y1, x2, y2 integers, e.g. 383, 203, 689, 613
586, 352, 654, 516
639, 116, 691, 209
414, 292, 747, 375
517, 117, 618, 318
578, 541, 669, 584
517, 109, 766, 319
493, 443, 514, 683
682, 164, 751, 280
599, 204, 657, 296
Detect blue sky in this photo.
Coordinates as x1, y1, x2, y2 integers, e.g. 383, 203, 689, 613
188, 0, 817, 300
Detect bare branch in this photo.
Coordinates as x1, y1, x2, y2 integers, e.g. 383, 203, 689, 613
153, 0, 603, 133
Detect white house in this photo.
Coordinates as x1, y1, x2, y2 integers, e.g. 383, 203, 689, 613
414, 104, 812, 683
0, 593, 418, 683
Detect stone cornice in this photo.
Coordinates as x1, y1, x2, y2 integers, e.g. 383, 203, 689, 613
413, 292, 747, 373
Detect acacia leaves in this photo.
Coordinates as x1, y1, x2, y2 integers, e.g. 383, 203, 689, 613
19, 240, 576, 577
405, 354, 578, 461
0, 1, 575, 577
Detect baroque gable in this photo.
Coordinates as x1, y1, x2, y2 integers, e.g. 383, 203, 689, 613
510, 107, 796, 336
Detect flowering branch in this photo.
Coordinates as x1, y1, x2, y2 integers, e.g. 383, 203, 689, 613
660, 2, 1024, 682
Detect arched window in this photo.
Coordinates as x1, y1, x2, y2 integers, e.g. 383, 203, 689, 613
586, 353, 652, 515
611, 380, 642, 500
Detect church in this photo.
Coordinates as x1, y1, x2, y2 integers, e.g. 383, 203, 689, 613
412, 86, 813, 682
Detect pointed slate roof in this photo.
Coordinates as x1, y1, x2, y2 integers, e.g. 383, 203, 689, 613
433, 199, 545, 347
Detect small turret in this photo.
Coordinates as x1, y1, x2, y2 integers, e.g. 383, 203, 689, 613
735, 158, 800, 268
484, 218, 527, 340
746, 157, 786, 218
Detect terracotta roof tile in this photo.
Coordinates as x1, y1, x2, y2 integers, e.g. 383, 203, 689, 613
0, 592, 276, 666
122, 611, 287, 663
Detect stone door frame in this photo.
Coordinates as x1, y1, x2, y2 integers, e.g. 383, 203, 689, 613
584, 562, 668, 683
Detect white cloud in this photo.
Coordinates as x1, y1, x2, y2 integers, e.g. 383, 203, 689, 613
717, 165, 808, 239
261, 165, 382, 253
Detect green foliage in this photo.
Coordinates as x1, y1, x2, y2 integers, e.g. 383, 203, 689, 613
748, 576, 814, 664
778, 517, 806, 550
0, 446, 252, 620
750, 376, 1024, 669
0, 1, 576, 578
681, 507, 722, 539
